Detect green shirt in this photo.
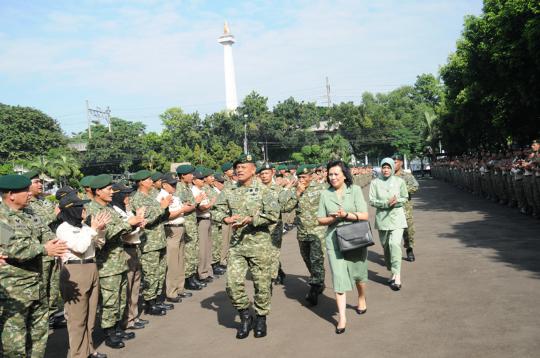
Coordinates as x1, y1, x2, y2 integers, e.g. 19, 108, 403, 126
369, 176, 408, 230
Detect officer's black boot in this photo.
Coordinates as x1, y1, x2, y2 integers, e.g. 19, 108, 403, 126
253, 315, 267, 338
156, 296, 174, 310
185, 276, 202, 290
115, 323, 135, 340
277, 267, 286, 284
406, 248, 415, 262
104, 327, 125, 349
236, 309, 253, 339
306, 284, 323, 306
144, 300, 166, 316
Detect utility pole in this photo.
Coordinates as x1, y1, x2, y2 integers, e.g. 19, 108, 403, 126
325, 76, 332, 107
86, 100, 91, 139
243, 114, 248, 154
87, 100, 112, 137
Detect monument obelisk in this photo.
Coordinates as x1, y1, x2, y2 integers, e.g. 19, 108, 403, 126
218, 22, 238, 111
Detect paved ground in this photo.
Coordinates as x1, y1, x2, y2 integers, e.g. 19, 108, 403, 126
45, 178, 540, 358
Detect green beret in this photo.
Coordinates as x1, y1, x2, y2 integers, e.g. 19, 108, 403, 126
391, 153, 404, 161
0, 174, 31, 191
297, 164, 314, 175
221, 162, 233, 172
22, 170, 40, 180
276, 164, 286, 171
176, 164, 195, 175
151, 172, 163, 181
287, 163, 296, 171
161, 173, 177, 185
205, 168, 215, 177
89, 174, 113, 189
80, 175, 95, 187
257, 162, 274, 174
193, 169, 206, 180
233, 154, 256, 168
131, 170, 152, 181
214, 173, 225, 183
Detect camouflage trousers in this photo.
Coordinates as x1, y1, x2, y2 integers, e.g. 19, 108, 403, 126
220, 223, 232, 266
403, 202, 416, 249
513, 179, 526, 211
184, 225, 199, 277
0, 296, 48, 358
297, 234, 325, 286
99, 272, 127, 329
140, 249, 166, 301
270, 221, 284, 279
226, 245, 273, 316
42, 258, 62, 317
523, 176, 536, 215
211, 223, 222, 265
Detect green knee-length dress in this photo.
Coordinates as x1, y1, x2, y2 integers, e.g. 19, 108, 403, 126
317, 184, 369, 293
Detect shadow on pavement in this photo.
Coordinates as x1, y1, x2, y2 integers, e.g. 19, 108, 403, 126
416, 179, 540, 278
200, 290, 237, 329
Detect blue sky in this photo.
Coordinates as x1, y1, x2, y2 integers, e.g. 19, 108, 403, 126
0, 0, 483, 134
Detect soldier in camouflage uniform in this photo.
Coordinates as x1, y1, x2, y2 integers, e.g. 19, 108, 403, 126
212, 154, 280, 339
175, 164, 206, 290
0, 174, 67, 358
79, 175, 95, 201
86, 174, 144, 348
219, 162, 235, 268
290, 164, 327, 305
205, 171, 227, 276
257, 163, 296, 285
130, 170, 174, 314
392, 154, 419, 262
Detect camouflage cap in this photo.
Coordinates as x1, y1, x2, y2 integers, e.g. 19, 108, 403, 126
221, 162, 233, 172
0, 174, 31, 191
89, 174, 113, 189
22, 170, 40, 180
151, 172, 163, 182
176, 164, 195, 175
131, 170, 152, 181
80, 175, 95, 188
233, 154, 256, 168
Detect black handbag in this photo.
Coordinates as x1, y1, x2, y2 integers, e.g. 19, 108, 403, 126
335, 220, 374, 252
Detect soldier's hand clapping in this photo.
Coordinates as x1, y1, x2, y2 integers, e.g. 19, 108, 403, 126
160, 194, 173, 209
232, 216, 252, 229
224, 215, 241, 225
0, 254, 7, 266
91, 211, 112, 231
44, 239, 68, 257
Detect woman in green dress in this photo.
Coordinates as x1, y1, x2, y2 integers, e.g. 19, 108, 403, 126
369, 158, 408, 291
317, 160, 369, 334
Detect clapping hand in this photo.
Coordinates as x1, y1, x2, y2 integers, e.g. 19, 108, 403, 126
160, 194, 173, 209
231, 216, 252, 230
91, 211, 112, 231
44, 239, 68, 257
0, 254, 7, 266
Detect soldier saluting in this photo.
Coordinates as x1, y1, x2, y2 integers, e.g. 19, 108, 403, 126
212, 154, 280, 339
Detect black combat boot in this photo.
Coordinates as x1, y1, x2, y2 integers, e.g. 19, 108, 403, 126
115, 323, 135, 340
253, 315, 267, 338
236, 309, 253, 339
156, 296, 174, 310
406, 248, 416, 262
103, 327, 125, 349
306, 284, 323, 306
185, 276, 202, 290
144, 300, 166, 316
192, 276, 207, 288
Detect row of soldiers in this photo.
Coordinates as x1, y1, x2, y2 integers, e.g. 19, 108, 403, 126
431, 139, 540, 218
0, 155, 376, 357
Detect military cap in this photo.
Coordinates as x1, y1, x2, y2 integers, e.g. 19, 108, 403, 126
59, 194, 90, 209
176, 164, 195, 175
257, 162, 274, 174
161, 172, 178, 185
297, 164, 314, 175
55, 186, 76, 200
391, 153, 404, 161
533, 139, 539, 145
0, 174, 31, 191
89, 174, 113, 189
221, 162, 233, 172
205, 168, 215, 177
22, 170, 40, 180
131, 170, 152, 181
233, 154, 256, 168
193, 169, 207, 180
214, 173, 225, 183
287, 163, 296, 171
112, 182, 133, 193
151, 172, 163, 182
276, 164, 286, 171
80, 175, 95, 187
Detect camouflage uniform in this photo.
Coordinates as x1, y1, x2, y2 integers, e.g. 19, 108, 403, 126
175, 182, 199, 278
130, 190, 168, 301
86, 201, 132, 330
212, 179, 280, 315
27, 196, 62, 318
206, 186, 221, 265
292, 181, 326, 286
395, 171, 419, 249
0, 203, 50, 358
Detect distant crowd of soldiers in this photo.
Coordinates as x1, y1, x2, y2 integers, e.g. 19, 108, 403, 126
432, 139, 540, 218
0, 155, 376, 357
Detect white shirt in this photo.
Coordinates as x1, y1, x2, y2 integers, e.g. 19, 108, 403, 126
156, 189, 185, 225
56, 222, 97, 263
113, 205, 142, 244
191, 185, 211, 219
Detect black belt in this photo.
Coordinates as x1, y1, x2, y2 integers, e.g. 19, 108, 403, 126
123, 243, 139, 248
66, 258, 95, 264
165, 224, 184, 227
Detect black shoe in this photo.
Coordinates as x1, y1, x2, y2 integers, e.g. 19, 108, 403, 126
335, 326, 346, 334
178, 291, 193, 298
156, 300, 174, 310
49, 314, 67, 329
185, 277, 202, 290
200, 276, 213, 283
390, 282, 402, 291
104, 328, 125, 349
88, 352, 107, 358
406, 248, 415, 262
236, 309, 253, 339
193, 276, 207, 287
213, 265, 226, 275
126, 321, 145, 330
144, 300, 166, 316
355, 307, 367, 315
115, 325, 135, 340
166, 296, 182, 303
253, 315, 267, 338
305, 284, 323, 306
137, 318, 149, 325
